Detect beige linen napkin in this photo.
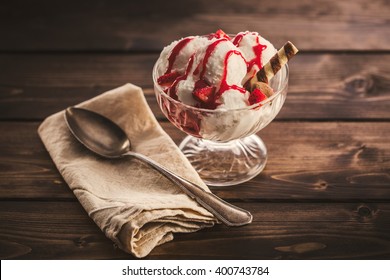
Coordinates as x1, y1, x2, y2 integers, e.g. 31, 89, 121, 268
38, 83, 217, 258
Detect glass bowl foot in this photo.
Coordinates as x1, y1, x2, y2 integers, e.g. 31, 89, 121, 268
179, 134, 267, 186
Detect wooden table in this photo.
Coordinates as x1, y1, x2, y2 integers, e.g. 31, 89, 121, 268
1, 0, 389, 259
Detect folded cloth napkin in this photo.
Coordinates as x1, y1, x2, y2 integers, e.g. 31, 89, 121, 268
38, 83, 217, 258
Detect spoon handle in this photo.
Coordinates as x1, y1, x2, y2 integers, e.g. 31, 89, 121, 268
125, 151, 253, 226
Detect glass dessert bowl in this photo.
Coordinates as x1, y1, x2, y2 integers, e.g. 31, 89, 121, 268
153, 60, 289, 186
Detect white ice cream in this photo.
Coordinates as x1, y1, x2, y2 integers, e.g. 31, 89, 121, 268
156, 30, 282, 141
158, 32, 276, 108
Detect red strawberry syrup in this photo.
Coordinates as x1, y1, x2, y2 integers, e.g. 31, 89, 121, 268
165, 37, 194, 74
233, 32, 266, 75
198, 38, 226, 78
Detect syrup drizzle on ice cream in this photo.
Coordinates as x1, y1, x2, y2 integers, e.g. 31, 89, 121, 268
168, 54, 195, 99
218, 50, 247, 97
165, 37, 194, 74
198, 38, 226, 78
232, 31, 267, 74
157, 30, 273, 109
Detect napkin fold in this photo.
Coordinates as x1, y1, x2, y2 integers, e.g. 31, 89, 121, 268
38, 84, 217, 258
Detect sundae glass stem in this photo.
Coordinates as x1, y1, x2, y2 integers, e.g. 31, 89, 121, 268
179, 135, 268, 186
125, 151, 253, 226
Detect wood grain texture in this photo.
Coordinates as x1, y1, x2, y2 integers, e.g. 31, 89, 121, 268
0, 0, 388, 51
0, 201, 388, 259
0, 54, 389, 120
1, 0, 389, 261
0, 122, 388, 201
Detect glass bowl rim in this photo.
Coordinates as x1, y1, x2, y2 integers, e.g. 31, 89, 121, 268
152, 47, 289, 114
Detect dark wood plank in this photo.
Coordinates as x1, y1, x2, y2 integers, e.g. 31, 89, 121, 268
0, 201, 127, 259
0, 54, 389, 121
0, 0, 388, 51
0, 201, 388, 259
0, 122, 389, 201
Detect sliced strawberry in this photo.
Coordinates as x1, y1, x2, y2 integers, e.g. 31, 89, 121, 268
193, 79, 209, 89
193, 79, 215, 103
193, 86, 216, 104
248, 88, 267, 105
208, 29, 230, 40
215, 29, 230, 40
157, 71, 181, 86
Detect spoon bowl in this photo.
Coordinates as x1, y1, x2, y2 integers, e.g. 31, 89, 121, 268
65, 107, 130, 158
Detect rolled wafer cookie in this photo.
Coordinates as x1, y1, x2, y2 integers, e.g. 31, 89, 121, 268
249, 41, 298, 91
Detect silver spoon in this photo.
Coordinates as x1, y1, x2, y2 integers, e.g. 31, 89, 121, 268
64, 107, 253, 226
